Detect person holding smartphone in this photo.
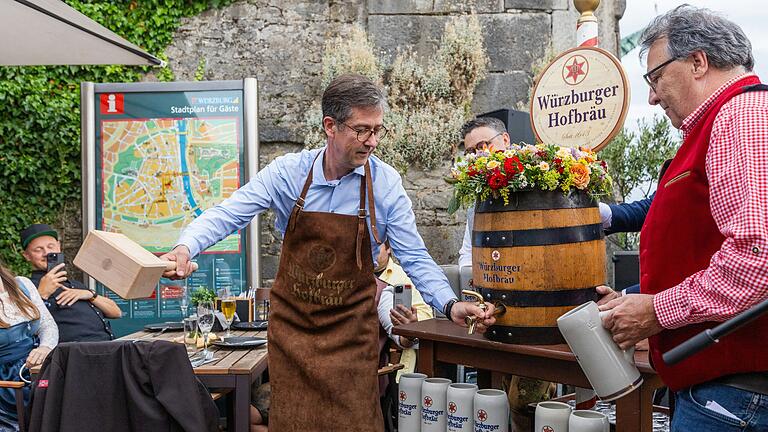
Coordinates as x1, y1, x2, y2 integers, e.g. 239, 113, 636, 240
19, 224, 121, 342
0, 260, 58, 429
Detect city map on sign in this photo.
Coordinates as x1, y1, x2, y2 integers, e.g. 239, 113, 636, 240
100, 117, 240, 253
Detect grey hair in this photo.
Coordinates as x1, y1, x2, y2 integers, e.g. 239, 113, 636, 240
460, 116, 508, 139
321, 74, 388, 123
639, 4, 753, 71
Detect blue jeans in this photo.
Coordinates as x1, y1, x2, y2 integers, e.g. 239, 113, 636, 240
673, 382, 768, 431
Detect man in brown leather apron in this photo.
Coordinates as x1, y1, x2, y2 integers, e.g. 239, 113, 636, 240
163, 74, 496, 431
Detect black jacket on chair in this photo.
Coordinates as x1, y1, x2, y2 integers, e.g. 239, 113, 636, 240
26, 340, 218, 432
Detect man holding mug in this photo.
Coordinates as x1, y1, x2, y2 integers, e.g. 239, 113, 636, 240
599, 6, 768, 430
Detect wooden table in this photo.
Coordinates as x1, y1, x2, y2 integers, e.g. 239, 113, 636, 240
123, 329, 268, 432
394, 319, 664, 432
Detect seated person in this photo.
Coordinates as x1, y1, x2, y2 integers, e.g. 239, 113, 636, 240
0, 261, 58, 431
20, 224, 121, 342
374, 241, 433, 377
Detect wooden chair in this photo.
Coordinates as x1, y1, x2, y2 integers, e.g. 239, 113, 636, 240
0, 380, 27, 432
378, 346, 405, 432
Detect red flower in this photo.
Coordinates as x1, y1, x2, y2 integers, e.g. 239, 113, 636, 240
487, 169, 508, 189
504, 156, 523, 176
467, 166, 479, 177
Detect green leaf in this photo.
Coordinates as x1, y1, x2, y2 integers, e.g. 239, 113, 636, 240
447, 192, 461, 215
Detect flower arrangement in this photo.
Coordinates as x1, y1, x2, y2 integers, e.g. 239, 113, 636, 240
447, 143, 613, 212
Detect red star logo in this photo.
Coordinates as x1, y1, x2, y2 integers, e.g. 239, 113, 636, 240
424, 396, 433, 408
565, 58, 586, 83
543, 426, 555, 432
477, 409, 488, 422
448, 401, 457, 413
399, 391, 407, 402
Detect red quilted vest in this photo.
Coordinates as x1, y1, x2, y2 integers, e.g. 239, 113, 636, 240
640, 75, 768, 391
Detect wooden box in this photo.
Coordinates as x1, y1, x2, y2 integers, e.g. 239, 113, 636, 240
74, 230, 168, 300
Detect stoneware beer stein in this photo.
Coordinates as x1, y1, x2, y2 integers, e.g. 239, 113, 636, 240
557, 301, 643, 401
535, 401, 571, 432
398, 373, 427, 432
473, 389, 509, 432
447, 383, 477, 432
569, 410, 610, 432
421, 378, 451, 432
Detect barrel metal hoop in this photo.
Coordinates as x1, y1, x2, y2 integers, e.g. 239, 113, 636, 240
472, 223, 603, 248
475, 191, 596, 212
486, 326, 566, 345
475, 287, 599, 307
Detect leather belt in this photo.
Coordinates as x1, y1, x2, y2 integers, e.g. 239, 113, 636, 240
714, 372, 768, 395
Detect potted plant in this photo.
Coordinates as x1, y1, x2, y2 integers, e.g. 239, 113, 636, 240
190, 288, 217, 306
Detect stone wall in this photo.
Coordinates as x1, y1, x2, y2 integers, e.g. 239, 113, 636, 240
152, 0, 627, 286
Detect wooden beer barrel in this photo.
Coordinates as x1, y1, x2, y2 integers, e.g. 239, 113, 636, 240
472, 190, 604, 344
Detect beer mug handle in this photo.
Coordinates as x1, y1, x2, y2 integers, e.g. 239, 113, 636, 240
624, 346, 636, 366
597, 310, 637, 366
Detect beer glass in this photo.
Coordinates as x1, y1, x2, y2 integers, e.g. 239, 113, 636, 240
221, 297, 236, 338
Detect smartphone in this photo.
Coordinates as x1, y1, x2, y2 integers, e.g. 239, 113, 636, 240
46, 252, 65, 273
393, 284, 412, 310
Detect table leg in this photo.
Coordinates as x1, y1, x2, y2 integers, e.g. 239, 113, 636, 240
231, 375, 251, 432
615, 383, 656, 432
418, 340, 435, 376
477, 370, 492, 389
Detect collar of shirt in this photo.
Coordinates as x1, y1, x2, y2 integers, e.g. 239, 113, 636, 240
680, 72, 755, 138
311, 148, 366, 186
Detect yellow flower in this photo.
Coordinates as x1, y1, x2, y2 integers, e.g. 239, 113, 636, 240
487, 160, 500, 170
538, 162, 550, 171
556, 148, 572, 160
571, 163, 591, 189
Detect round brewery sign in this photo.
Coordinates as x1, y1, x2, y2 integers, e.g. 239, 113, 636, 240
530, 46, 630, 151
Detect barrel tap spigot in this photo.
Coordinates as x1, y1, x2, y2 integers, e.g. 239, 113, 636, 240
461, 290, 506, 335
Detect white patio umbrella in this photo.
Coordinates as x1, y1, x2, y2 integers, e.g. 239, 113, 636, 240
0, 0, 163, 66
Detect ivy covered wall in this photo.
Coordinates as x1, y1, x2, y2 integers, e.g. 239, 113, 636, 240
0, 1, 233, 273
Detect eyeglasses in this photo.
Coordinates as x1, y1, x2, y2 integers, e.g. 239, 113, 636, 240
464, 133, 503, 155
338, 121, 389, 142
643, 57, 678, 91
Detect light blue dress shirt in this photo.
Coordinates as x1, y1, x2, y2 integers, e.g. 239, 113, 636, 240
177, 147, 456, 311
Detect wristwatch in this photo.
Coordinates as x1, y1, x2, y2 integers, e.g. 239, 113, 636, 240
443, 298, 459, 322
88, 289, 98, 302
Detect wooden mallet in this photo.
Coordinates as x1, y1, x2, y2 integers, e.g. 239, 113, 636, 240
74, 230, 197, 299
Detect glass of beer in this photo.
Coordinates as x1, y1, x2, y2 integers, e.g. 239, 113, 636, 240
221, 297, 236, 339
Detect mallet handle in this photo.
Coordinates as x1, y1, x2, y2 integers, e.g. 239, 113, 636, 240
164, 261, 199, 272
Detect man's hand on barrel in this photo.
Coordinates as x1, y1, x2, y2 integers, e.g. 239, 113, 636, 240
160, 245, 193, 279
595, 285, 621, 306
450, 301, 496, 334
598, 294, 663, 350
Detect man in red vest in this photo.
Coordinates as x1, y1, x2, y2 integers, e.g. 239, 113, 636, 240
598, 5, 768, 430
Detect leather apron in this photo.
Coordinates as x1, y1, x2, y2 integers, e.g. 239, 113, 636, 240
268, 157, 384, 431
